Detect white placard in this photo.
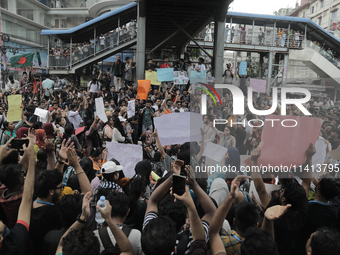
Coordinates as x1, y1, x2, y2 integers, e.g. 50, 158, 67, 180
154, 112, 203, 145
34, 108, 49, 124
312, 136, 328, 177
127, 100, 135, 119
106, 142, 143, 178
202, 142, 228, 163
249, 181, 281, 206
95, 97, 108, 123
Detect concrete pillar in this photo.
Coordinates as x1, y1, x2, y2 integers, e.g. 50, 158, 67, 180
136, 0, 146, 81
213, 19, 225, 83
273, 54, 279, 87
282, 54, 289, 87
266, 51, 273, 94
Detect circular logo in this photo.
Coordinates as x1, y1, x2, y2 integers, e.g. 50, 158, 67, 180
17, 57, 27, 65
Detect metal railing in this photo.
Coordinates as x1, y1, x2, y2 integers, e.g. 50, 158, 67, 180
304, 40, 340, 69
48, 30, 137, 69
194, 30, 307, 49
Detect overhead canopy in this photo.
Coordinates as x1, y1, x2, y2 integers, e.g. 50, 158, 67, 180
226, 12, 340, 50
144, 0, 233, 50
40, 2, 137, 43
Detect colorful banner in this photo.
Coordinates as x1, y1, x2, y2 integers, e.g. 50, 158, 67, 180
137, 80, 151, 100
190, 70, 207, 84
249, 79, 266, 93
145, 71, 161, 85
7, 95, 22, 122
157, 68, 174, 82
239, 61, 247, 75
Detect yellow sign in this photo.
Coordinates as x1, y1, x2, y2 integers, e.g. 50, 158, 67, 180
145, 71, 161, 85
7, 95, 22, 122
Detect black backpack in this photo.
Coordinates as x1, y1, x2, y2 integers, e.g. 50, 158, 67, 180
99, 226, 132, 255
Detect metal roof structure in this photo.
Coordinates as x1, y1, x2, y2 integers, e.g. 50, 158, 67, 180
144, 0, 233, 50
226, 12, 340, 50
40, 2, 137, 43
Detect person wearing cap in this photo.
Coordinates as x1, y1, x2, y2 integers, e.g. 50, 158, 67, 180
92, 161, 124, 204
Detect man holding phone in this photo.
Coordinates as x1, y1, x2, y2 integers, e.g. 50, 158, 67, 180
141, 161, 216, 255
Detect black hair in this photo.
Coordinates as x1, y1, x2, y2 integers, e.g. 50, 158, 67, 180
146, 100, 153, 104
1, 150, 19, 165
26, 105, 36, 114
204, 114, 213, 122
36, 149, 48, 175
310, 227, 340, 255
90, 147, 102, 158
70, 104, 78, 111
107, 192, 130, 218
153, 151, 162, 162
318, 175, 340, 201
55, 117, 64, 126
178, 142, 191, 167
235, 203, 259, 233
34, 169, 63, 198
158, 193, 187, 232
0, 164, 22, 189
141, 216, 177, 255
282, 181, 306, 209
62, 230, 100, 255
67, 173, 81, 192
9, 75, 13, 80
64, 122, 75, 141
124, 174, 148, 221
241, 228, 279, 255
33, 122, 43, 130
58, 194, 83, 229
3, 121, 9, 131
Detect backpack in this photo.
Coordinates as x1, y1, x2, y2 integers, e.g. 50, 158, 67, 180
99, 226, 132, 255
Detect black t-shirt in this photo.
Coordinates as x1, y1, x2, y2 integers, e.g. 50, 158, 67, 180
0, 222, 29, 255
291, 197, 340, 255
29, 205, 62, 255
267, 199, 308, 255
100, 78, 111, 91
43, 228, 66, 255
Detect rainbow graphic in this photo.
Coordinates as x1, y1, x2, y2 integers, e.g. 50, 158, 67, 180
198, 83, 223, 106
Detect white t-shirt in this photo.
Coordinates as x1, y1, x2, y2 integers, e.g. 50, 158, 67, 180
195, 64, 206, 71
94, 226, 143, 255
99, 36, 105, 45
88, 81, 100, 93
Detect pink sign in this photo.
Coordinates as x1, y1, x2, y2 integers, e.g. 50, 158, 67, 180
244, 115, 322, 167
249, 79, 266, 93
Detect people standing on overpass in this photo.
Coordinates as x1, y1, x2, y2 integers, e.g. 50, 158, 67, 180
294, 31, 300, 48
258, 27, 264, 45
195, 58, 206, 72
225, 25, 230, 42
130, 19, 136, 39
230, 26, 235, 43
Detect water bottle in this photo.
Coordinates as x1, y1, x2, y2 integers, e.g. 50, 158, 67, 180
95, 196, 107, 224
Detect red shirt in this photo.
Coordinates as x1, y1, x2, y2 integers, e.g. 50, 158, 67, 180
160, 63, 171, 68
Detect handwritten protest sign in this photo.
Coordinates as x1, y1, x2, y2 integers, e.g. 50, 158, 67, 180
203, 142, 228, 162
145, 71, 161, 85
154, 112, 203, 145
190, 70, 207, 84
34, 108, 49, 124
249, 79, 266, 93
243, 115, 322, 168
106, 142, 143, 178
7, 95, 22, 122
137, 80, 151, 100
127, 100, 135, 119
157, 68, 174, 82
239, 62, 247, 75
95, 97, 108, 123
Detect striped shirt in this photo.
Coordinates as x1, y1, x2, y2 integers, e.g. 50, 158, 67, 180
143, 211, 210, 255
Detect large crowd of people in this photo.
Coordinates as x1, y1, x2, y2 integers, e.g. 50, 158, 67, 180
0, 55, 339, 255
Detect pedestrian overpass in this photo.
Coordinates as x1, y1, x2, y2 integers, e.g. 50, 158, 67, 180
40, 1, 340, 90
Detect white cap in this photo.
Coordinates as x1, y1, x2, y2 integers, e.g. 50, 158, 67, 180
118, 116, 127, 122
101, 161, 123, 174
